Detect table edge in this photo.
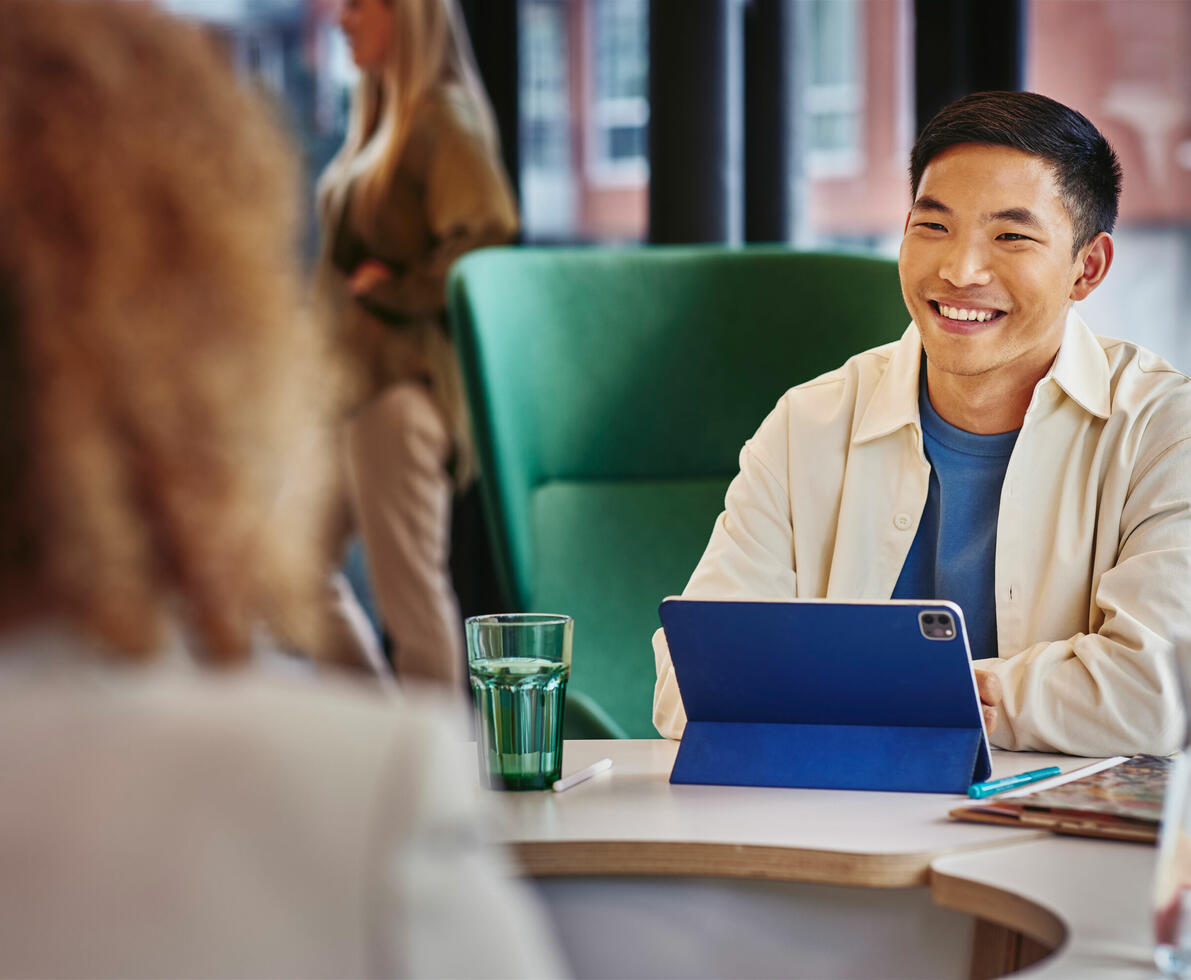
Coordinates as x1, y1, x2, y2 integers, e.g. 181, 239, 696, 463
930, 864, 1067, 950
513, 839, 940, 887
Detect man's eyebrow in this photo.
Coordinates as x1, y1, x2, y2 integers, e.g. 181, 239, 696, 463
989, 206, 1043, 229
910, 195, 950, 215
910, 197, 1045, 230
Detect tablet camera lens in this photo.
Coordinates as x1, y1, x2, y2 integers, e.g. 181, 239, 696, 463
920, 610, 955, 641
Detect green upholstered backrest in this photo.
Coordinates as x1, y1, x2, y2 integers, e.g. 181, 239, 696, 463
448, 246, 907, 738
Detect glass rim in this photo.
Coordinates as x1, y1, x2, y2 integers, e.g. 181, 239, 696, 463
465, 613, 572, 628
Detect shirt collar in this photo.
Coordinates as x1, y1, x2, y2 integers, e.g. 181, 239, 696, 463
852, 308, 1111, 446
1043, 308, 1112, 420
853, 323, 923, 445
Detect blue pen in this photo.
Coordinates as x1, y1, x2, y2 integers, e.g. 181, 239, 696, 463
968, 765, 1062, 799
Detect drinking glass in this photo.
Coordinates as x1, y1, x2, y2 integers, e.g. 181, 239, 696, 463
1154, 647, 1191, 978
466, 613, 573, 790
1156, 751, 1191, 976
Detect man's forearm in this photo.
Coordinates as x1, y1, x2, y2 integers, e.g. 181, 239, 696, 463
981, 634, 1185, 756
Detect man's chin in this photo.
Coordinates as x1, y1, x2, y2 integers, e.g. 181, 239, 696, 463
925, 359, 997, 380
921, 339, 1002, 379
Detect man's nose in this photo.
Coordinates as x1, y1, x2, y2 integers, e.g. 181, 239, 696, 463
938, 236, 992, 288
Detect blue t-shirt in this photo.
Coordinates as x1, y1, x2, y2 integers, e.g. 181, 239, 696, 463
892, 371, 1019, 661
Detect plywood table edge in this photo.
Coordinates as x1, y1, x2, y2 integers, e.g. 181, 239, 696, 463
929, 863, 1067, 951
512, 823, 1055, 889
513, 839, 950, 887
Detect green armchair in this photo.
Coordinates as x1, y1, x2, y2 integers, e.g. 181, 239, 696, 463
448, 246, 907, 738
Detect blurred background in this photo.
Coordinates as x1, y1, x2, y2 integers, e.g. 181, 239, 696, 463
160, 0, 1190, 371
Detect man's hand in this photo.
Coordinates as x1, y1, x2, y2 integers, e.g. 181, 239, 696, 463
348, 259, 393, 296
974, 668, 1002, 734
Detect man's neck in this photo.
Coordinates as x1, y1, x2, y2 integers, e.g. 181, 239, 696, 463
925, 361, 1052, 434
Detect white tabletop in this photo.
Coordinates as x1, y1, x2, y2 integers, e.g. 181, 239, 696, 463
490, 739, 1093, 887
932, 836, 1159, 979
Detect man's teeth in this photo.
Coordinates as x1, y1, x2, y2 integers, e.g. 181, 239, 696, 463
939, 305, 998, 323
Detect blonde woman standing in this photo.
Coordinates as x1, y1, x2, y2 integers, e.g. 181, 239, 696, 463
318, 0, 518, 686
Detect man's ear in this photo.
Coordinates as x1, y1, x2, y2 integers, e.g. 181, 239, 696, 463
902, 210, 912, 235
1070, 232, 1113, 302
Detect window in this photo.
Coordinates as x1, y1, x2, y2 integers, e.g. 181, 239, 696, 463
1027, 0, 1191, 372
805, 0, 864, 177
588, 0, 649, 182
797, 0, 913, 253
518, 0, 649, 242
520, 0, 576, 237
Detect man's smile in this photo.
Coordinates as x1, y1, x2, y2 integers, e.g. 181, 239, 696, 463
927, 299, 1008, 333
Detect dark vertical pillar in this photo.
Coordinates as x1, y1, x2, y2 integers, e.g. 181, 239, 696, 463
914, 0, 1025, 134
649, 0, 740, 243
743, 0, 793, 243
459, 0, 520, 200
451, 0, 521, 615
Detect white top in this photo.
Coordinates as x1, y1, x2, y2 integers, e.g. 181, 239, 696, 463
0, 625, 564, 979
653, 311, 1191, 757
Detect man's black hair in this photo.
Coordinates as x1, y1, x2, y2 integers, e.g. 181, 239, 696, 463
910, 91, 1122, 255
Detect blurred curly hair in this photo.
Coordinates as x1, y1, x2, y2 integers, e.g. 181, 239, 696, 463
0, 0, 338, 663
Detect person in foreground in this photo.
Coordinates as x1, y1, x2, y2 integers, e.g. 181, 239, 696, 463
654, 91, 1191, 758
0, 3, 562, 977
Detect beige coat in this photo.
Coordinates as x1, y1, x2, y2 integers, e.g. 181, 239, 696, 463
653, 311, 1191, 757
320, 83, 518, 486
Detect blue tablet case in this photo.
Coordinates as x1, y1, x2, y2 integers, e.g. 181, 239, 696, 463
659, 598, 992, 794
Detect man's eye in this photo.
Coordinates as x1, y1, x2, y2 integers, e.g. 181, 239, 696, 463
916, 222, 946, 231
997, 232, 1031, 241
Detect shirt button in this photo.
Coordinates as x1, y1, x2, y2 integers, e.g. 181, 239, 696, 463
894, 513, 913, 531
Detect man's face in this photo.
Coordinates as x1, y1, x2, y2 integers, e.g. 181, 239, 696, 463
898, 143, 1092, 390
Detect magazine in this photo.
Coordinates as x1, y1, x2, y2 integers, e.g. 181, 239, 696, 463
950, 754, 1171, 844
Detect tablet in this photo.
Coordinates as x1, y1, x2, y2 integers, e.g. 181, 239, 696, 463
658, 597, 992, 793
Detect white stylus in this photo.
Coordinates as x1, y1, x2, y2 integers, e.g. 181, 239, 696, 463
552, 758, 613, 793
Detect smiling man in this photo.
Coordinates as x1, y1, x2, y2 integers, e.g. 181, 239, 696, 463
653, 92, 1191, 757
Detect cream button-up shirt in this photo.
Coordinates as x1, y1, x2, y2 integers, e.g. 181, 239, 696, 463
653, 311, 1191, 757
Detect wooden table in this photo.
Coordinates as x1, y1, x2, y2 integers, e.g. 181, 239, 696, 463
488, 740, 1153, 979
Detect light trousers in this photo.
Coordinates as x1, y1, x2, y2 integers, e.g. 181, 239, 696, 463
338, 382, 465, 688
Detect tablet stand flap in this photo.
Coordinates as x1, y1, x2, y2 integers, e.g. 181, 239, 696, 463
669, 722, 983, 794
